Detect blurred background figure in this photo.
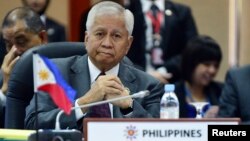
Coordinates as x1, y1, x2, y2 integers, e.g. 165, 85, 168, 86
0, 34, 6, 67
2, 7, 48, 128
0, 35, 5, 127
127, 0, 198, 83
218, 65, 250, 124
22, 0, 66, 42
174, 35, 223, 118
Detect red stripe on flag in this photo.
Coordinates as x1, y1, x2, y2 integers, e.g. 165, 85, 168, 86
38, 84, 72, 115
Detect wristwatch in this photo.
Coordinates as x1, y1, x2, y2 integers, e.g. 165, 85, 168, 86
121, 100, 133, 115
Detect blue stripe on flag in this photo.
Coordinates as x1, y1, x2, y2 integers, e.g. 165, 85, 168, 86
39, 55, 76, 103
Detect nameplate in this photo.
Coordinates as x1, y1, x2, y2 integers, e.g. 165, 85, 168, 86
84, 118, 239, 141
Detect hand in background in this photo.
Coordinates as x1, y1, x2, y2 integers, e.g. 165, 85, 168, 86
204, 106, 219, 118
149, 71, 172, 84
1, 47, 19, 94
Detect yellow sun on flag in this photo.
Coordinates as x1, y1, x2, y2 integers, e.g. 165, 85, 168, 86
38, 69, 49, 80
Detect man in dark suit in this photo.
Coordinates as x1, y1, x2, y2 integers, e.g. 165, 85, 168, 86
1, 7, 48, 128
218, 65, 250, 124
0, 35, 6, 67
127, 0, 198, 83
22, 0, 66, 42
25, 1, 164, 130
0, 36, 5, 126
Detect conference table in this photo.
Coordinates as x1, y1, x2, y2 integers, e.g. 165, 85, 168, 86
0, 118, 241, 141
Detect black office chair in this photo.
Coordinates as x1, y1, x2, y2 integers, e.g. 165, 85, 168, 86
5, 42, 86, 129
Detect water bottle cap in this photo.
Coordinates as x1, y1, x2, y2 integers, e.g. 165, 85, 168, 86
164, 84, 175, 92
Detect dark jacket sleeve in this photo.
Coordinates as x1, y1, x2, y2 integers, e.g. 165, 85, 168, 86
130, 81, 164, 118
0, 100, 4, 128
218, 69, 240, 118
25, 91, 78, 129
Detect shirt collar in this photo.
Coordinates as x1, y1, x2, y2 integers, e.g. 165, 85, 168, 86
88, 57, 120, 84
40, 14, 46, 24
140, 0, 165, 13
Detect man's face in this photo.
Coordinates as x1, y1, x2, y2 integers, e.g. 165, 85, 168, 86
84, 14, 133, 71
2, 20, 44, 55
23, 0, 48, 14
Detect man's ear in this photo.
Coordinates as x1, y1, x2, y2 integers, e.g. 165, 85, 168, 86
39, 30, 48, 44
125, 36, 133, 54
84, 31, 89, 43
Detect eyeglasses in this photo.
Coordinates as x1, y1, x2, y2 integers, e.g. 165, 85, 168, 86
187, 102, 210, 118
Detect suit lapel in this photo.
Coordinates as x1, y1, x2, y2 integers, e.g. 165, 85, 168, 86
118, 62, 137, 94
69, 55, 91, 99
69, 58, 137, 117
113, 63, 137, 117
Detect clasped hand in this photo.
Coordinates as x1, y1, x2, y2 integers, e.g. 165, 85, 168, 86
79, 74, 132, 110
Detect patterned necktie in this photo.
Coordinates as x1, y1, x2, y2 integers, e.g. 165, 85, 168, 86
88, 72, 111, 118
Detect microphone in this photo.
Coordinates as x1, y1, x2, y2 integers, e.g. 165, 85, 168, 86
55, 90, 150, 130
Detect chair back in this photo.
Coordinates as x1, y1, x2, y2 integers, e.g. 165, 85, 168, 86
5, 42, 86, 129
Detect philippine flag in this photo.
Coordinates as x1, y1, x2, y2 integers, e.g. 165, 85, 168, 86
33, 53, 76, 115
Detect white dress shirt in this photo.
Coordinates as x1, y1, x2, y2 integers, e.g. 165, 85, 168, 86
0, 90, 6, 106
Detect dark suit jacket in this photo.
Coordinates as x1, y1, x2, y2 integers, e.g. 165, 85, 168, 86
175, 81, 222, 118
0, 34, 6, 66
127, 0, 198, 82
25, 55, 164, 129
218, 65, 250, 123
46, 17, 66, 42
0, 34, 5, 127
0, 94, 4, 128
0, 70, 4, 128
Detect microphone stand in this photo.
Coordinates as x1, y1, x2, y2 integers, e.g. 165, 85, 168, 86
55, 90, 149, 130
35, 92, 39, 141
33, 52, 39, 141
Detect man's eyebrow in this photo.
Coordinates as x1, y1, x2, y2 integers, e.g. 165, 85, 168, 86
15, 34, 26, 39
3, 38, 10, 43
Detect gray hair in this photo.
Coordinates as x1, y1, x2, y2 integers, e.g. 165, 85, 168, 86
86, 1, 134, 35
2, 7, 45, 34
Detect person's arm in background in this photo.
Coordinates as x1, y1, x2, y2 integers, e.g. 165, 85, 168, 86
217, 69, 239, 118
0, 34, 6, 67
0, 37, 19, 128
58, 24, 66, 42
1, 47, 20, 94
162, 3, 198, 83
25, 91, 78, 129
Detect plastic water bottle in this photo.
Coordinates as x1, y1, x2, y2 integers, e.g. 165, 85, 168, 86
160, 84, 179, 119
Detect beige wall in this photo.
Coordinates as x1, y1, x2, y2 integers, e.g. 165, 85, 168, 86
0, 1, 22, 23
91, 0, 230, 81
0, 0, 68, 36
240, 0, 250, 66
2, 0, 249, 82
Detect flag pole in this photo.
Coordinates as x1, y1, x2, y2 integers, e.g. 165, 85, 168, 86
32, 52, 39, 141
35, 91, 39, 141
